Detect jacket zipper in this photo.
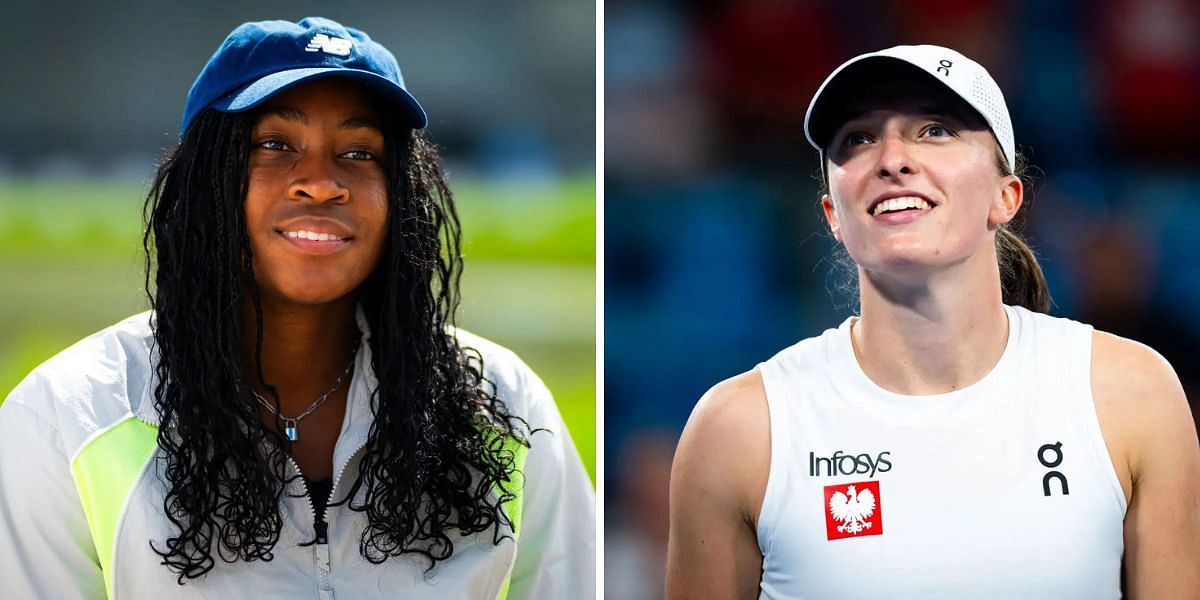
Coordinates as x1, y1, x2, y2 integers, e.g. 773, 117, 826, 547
329, 440, 369, 505
291, 439, 369, 592
287, 454, 335, 594
137, 405, 369, 595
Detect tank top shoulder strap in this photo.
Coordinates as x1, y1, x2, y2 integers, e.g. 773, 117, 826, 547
754, 322, 849, 556
1010, 305, 1126, 514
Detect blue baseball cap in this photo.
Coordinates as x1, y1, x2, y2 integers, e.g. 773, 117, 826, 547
181, 17, 428, 136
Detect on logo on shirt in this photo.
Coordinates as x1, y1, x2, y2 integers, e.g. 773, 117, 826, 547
824, 480, 884, 541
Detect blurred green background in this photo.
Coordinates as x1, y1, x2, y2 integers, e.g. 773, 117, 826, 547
0, 2, 595, 482
0, 177, 595, 480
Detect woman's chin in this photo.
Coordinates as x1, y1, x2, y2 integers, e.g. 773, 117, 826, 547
854, 245, 939, 271
260, 280, 359, 307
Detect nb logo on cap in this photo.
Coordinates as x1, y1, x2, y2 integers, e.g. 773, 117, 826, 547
305, 33, 353, 57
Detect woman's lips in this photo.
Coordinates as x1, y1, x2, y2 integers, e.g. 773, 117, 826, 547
871, 207, 932, 224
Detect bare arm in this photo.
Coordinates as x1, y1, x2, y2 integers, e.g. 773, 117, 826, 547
1092, 332, 1200, 598
666, 370, 771, 599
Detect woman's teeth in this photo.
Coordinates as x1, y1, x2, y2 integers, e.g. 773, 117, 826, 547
872, 196, 931, 216
284, 230, 344, 241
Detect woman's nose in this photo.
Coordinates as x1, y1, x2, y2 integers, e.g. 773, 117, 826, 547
287, 154, 348, 204
875, 133, 917, 179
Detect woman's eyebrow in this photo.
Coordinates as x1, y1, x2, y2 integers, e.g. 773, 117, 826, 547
258, 106, 308, 124
916, 106, 971, 126
339, 117, 383, 134
255, 108, 382, 135
834, 109, 872, 127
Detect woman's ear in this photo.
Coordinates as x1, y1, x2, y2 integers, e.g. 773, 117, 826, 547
821, 194, 841, 242
989, 175, 1023, 227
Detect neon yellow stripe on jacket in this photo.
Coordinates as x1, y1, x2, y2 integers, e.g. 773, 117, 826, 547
69, 416, 160, 599
496, 435, 530, 600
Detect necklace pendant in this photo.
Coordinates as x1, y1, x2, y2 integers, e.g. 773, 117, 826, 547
284, 419, 299, 442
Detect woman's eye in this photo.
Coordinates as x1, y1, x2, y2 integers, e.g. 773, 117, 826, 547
341, 150, 376, 161
257, 139, 291, 151
923, 124, 954, 138
843, 132, 873, 147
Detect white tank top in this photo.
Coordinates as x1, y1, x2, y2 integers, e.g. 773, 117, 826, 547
756, 305, 1126, 599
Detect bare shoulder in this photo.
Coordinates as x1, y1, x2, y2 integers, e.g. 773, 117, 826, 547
1091, 330, 1182, 396
1091, 331, 1189, 438
1091, 331, 1200, 594
690, 369, 769, 430
667, 369, 771, 598
674, 369, 771, 523
1090, 330, 1195, 495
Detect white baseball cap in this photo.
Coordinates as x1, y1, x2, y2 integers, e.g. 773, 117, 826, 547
804, 44, 1015, 173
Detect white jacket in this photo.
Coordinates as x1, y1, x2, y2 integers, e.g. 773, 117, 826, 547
0, 310, 595, 599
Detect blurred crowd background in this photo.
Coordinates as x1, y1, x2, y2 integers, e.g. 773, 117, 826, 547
605, 0, 1200, 596
0, 1, 596, 478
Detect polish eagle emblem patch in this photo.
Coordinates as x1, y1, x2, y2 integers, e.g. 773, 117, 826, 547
824, 481, 883, 540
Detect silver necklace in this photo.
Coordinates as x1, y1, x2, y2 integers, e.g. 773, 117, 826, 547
251, 348, 357, 442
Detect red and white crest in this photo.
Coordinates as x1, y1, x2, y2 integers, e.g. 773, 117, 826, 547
824, 480, 883, 541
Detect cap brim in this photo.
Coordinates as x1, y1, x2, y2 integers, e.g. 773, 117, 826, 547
211, 67, 429, 130
804, 56, 955, 153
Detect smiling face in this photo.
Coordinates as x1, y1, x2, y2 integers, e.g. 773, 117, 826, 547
820, 79, 1022, 278
243, 78, 391, 306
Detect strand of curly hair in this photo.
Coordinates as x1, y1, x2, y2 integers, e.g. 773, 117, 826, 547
142, 107, 529, 583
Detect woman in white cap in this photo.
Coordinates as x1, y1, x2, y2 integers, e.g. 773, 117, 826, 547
0, 17, 594, 599
667, 45, 1200, 598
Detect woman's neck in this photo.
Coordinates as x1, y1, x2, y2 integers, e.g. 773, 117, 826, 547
853, 253, 1009, 395
240, 293, 359, 414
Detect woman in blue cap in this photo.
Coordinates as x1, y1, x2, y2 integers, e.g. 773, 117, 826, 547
0, 17, 594, 599
667, 45, 1199, 598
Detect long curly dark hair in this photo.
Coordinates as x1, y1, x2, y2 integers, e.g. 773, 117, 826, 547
142, 103, 528, 582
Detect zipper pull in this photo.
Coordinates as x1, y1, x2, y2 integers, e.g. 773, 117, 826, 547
314, 522, 333, 589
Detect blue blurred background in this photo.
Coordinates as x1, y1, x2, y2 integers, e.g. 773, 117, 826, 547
0, 1, 596, 477
604, 0, 1200, 596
